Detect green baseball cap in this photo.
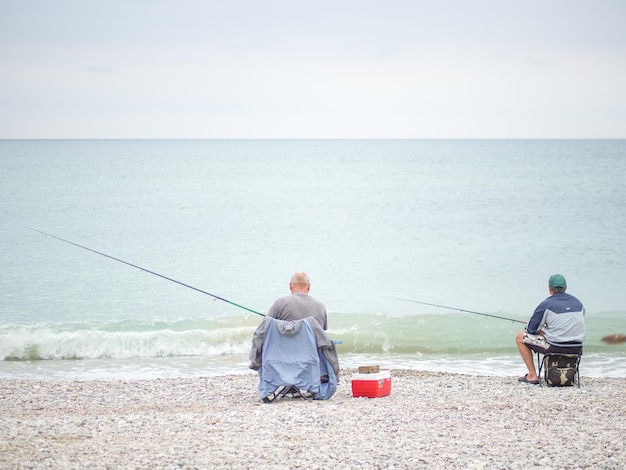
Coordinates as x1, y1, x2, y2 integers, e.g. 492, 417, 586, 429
549, 274, 567, 289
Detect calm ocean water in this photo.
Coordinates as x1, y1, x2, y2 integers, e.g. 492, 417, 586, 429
1, 139, 625, 379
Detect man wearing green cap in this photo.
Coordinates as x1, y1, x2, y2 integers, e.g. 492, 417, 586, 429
515, 274, 586, 384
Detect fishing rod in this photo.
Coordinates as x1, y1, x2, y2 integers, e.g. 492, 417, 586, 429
388, 296, 527, 324
30, 228, 265, 317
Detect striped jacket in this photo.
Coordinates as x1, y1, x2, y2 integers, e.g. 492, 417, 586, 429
527, 292, 586, 347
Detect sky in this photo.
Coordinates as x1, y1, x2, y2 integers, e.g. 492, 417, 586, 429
1, 0, 625, 139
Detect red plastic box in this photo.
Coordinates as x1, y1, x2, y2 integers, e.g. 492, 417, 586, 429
351, 370, 391, 398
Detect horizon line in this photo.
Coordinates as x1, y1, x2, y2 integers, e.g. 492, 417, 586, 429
2, 137, 625, 141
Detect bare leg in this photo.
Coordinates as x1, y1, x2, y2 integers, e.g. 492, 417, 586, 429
515, 330, 538, 381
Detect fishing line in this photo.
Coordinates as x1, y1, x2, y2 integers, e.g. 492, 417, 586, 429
30, 228, 265, 317
388, 296, 526, 324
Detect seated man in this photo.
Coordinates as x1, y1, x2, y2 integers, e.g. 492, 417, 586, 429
515, 274, 585, 384
250, 272, 337, 402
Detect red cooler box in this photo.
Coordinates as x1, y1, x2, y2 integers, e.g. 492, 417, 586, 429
351, 370, 391, 398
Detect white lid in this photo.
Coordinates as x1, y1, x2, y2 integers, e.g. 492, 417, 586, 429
351, 370, 391, 380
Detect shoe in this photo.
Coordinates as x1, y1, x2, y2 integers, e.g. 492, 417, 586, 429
262, 386, 287, 403
262, 393, 277, 403
283, 386, 302, 398
518, 374, 539, 385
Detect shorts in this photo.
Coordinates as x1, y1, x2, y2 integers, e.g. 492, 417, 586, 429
522, 333, 550, 353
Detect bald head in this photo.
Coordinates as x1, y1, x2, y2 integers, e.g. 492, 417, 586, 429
289, 272, 311, 293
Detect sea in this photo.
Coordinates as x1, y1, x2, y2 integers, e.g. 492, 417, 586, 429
1, 139, 625, 380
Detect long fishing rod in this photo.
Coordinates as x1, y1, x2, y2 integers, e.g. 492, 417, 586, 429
30, 228, 265, 317
388, 296, 526, 324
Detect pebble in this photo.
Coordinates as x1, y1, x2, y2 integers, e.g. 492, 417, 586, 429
0, 370, 624, 469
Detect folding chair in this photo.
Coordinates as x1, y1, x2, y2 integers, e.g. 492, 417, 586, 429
536, 348, 582, 388
249, 317, 339, 402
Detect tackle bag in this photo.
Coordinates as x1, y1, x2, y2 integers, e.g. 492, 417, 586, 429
542, 354, 579, 387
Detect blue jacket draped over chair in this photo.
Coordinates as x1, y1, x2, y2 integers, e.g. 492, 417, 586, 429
249, 317, 339, 400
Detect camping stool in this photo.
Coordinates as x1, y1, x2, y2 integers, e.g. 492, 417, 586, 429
536, 352, 582, 388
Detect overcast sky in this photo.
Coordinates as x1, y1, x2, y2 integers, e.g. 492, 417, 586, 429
1, 1, 625, 139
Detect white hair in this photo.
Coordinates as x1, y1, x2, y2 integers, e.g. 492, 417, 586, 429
290, 272, 310, 285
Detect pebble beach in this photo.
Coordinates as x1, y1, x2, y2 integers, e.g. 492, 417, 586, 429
1, 370, 624, 469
